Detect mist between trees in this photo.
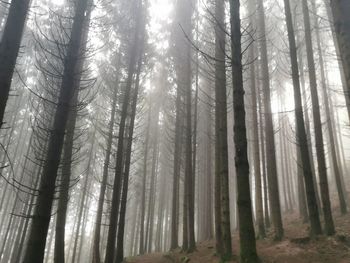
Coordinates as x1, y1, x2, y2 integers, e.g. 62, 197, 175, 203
0, 0, 349, 262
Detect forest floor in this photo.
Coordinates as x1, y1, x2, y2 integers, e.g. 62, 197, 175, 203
126, 210, 350, 263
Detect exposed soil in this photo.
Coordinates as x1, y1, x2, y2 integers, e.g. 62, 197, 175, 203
126, 211, 350, 263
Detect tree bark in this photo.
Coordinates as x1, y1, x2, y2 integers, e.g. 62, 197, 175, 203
229, 0, 258, 261
0, 0, 30, 128
214, 0, 232, 259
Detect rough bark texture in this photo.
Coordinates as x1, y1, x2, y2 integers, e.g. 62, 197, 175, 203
229, 0, 259, 261
214, 0, 231, 258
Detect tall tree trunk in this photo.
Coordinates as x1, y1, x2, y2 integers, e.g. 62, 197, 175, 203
146, 129, 159, 253
313, 2, 348, 214
92, 57, 120, 263
170, 78, 183, 250
229, 0, 258, 261
115, 43, 144, 263
171, 0, 195, 251
329, 0, 350, 124
257, 74, 270, 229
296, 33, 322, 213
257, 0, 284, 240
54, 48, 83, 263
180, 0, 195, 253
214, 0, 231, 259
247, 0, 265, 238
282, 0, 322, 237
301, 0, 335, 235
139, 108, 151, 255
0, 0, 30, 128
23, 0, 89, 260
104, 2, 142, 261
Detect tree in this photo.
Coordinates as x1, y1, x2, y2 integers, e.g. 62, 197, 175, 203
229, 0, 259, 261
256, 0, 284, 240
115, 47, 144, 263
282, 0, 322, 237
104, 1, 143, 261
213, 0, 232, 259
171, 0, 195, 253
54, 6, 92, 262
313, 0, 348, 215
247, 0, 265, 239
330, 0, 350, 123
23, 0, 90, 261
92, 55, 121, 263
301, 0, 336, 235
0, 0, 31, 129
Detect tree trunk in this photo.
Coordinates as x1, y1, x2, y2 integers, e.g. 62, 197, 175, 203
257, 72, 270, 229
297, 145, 309, 222
23, 0, 89, 260
282, 0, 322, 237
329, 0, 350, 124
313, 1, 348, 214
115, 40, 144, 263
104, 2, 142, 261
0, 0, 30, 128
170, 77, 183, 250
229, 0, 259, 261
257, 0, 284, 240
301, 0, 335, 235
214, 0, 231, 259
92, 56, 120, 263
247, 0, 265, 238
296, 32, 322, 213
139, 108, 151, 255
146, 128, 159, 253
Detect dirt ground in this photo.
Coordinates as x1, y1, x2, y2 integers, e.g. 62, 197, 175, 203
126, 211, 350, 263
